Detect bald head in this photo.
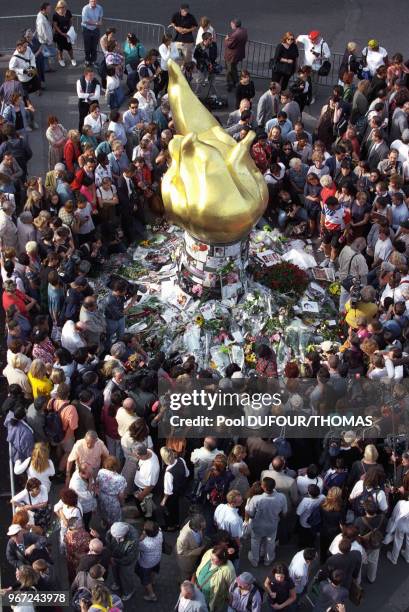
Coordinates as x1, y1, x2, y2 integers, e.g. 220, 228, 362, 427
89, 538, 103, 554
123, 398, 136, 413
272, 456, 285, 472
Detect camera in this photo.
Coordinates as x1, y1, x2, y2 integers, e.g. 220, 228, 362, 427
349, 277, 361, 308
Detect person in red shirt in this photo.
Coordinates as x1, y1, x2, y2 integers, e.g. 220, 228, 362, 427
320, 174, 337, 204
2, 280, 37, 318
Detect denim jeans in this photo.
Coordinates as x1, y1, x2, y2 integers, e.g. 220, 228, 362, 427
105, 317, 125, 350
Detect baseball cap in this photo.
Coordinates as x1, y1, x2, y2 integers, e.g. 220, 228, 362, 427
309, 30, 320, 40
7, 524, 22, 536
367, 39, 379, 48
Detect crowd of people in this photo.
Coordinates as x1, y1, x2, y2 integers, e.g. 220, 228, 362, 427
0, 1, 409, 611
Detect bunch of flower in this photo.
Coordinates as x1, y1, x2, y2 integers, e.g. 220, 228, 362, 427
254, 262, 309, 298
329, 281, 341, 298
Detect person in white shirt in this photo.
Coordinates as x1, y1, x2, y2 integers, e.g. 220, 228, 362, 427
214, 490, 243, 546
14, 442, 55, 492
373, 226, 393, 267
75, 196, 95, 237
296, 484, 325, 547
392, 129, 409, 164
158, 34, 179, 90
296, 30, 330, 101
362, 40, 388, 78
12, 478, 50, 529
289, 548, 317, 594
77, 69, 101, 132
195, 16, 215, 46
296, 465, 324, 497
134, 443, 160, 518
349, 469, 388, 516
116, 397, 137, 437
61, 320, 87, 354
160, 447, 189, 531
9, 40, 39, 93
190, 437, 224, 480
69, 462, 97, 530
36, 3, 57, 70
83, 103, 108, 141
384, 499, 409, 564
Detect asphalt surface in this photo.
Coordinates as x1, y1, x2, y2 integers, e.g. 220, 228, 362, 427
2, 0, 408, 53
0, 2, 409, 610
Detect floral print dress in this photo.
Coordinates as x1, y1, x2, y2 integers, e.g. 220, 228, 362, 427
96, 468, 127, 526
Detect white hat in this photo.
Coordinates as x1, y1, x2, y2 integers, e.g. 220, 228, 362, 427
7, 524, 22, 536
110, 522, 129, 538
289, 394, 303, 409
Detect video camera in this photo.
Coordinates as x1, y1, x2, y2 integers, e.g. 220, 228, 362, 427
349, 277, 362, 309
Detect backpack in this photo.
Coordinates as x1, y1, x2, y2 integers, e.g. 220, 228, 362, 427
352, 486, 380, 517
359, 515, 385, 549
232, 581, 264, 610
72, 587, 92, 611
307, 504, 322, 532
208, 481, 226, 507
323, 470, 348, 493
44, 400, 69, 444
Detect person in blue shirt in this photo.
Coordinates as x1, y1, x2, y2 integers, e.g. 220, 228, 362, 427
81, 0, 103, 66
265, 111, 293, 139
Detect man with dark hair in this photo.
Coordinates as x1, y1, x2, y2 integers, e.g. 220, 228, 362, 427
289, 547, 317, 595
313, 569, 349, 612
193, 32, 218, 88
171, 4, 198, 64
246, 476, 287, 567
354, 499, 386, 582
324, 537, 362, 589
224, 18, 248, 91
76, 68, 101, 132
36, 3, 56, 71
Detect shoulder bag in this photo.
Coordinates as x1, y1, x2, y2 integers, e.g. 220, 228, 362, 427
318, 43, 332, 77
341, 253, 359, 291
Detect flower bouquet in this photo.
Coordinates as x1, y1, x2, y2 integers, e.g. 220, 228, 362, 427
253, 262, 309, 299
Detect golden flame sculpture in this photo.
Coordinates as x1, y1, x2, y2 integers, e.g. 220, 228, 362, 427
161, 59, 268, 245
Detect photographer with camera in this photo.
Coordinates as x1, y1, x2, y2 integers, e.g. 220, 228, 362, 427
9, 39, 40, 96
345, 285, 379, 330
193, 32, 219, 91
338, 237, 368, 312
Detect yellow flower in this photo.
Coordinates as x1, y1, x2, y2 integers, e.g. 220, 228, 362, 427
194, 314, 204, 326
245, 352, 257, 364
140, 240, 151, 248
329, 282, 341, 297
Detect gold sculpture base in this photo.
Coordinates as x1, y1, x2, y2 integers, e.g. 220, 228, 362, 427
178, 231, 249, 300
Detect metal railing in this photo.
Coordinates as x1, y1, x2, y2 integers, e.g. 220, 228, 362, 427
0, 14, 343, 89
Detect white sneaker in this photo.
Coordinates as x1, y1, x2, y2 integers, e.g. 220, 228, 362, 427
320, 258, 330, 268
310, 97, 316, 105
71, 59, 77, 66
59, 60, 65, 67
387, 551, 397, 565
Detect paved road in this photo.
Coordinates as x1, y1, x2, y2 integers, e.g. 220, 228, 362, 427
0, 3, 409, 609
1, 0, 407, 53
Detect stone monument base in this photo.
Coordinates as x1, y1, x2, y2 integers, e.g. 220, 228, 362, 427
177, 231, 249, 299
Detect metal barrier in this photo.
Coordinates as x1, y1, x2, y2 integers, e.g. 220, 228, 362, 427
0, 14, 166, 54
0, 14, 343, 88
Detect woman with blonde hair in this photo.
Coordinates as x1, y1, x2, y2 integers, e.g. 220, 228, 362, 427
195, 16, 215, 46
14, 442, 55, 491
271, 31, 299, 89
135, 78, 157, 121
319, 486, 345, 562
28, 358, 53, 399
227, 444, 250, 497
52, 0, 76, 67
24, 190, 44, 218
348, 443, 384, 489
3, 353, 32, 399
339, 41, 361, 82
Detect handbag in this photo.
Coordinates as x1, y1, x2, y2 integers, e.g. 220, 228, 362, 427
349, 579, 364, 606
341, 253, 359, 291
317, 43, 331, 76
67, 26, 77, 45
318, 60, 331, 76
